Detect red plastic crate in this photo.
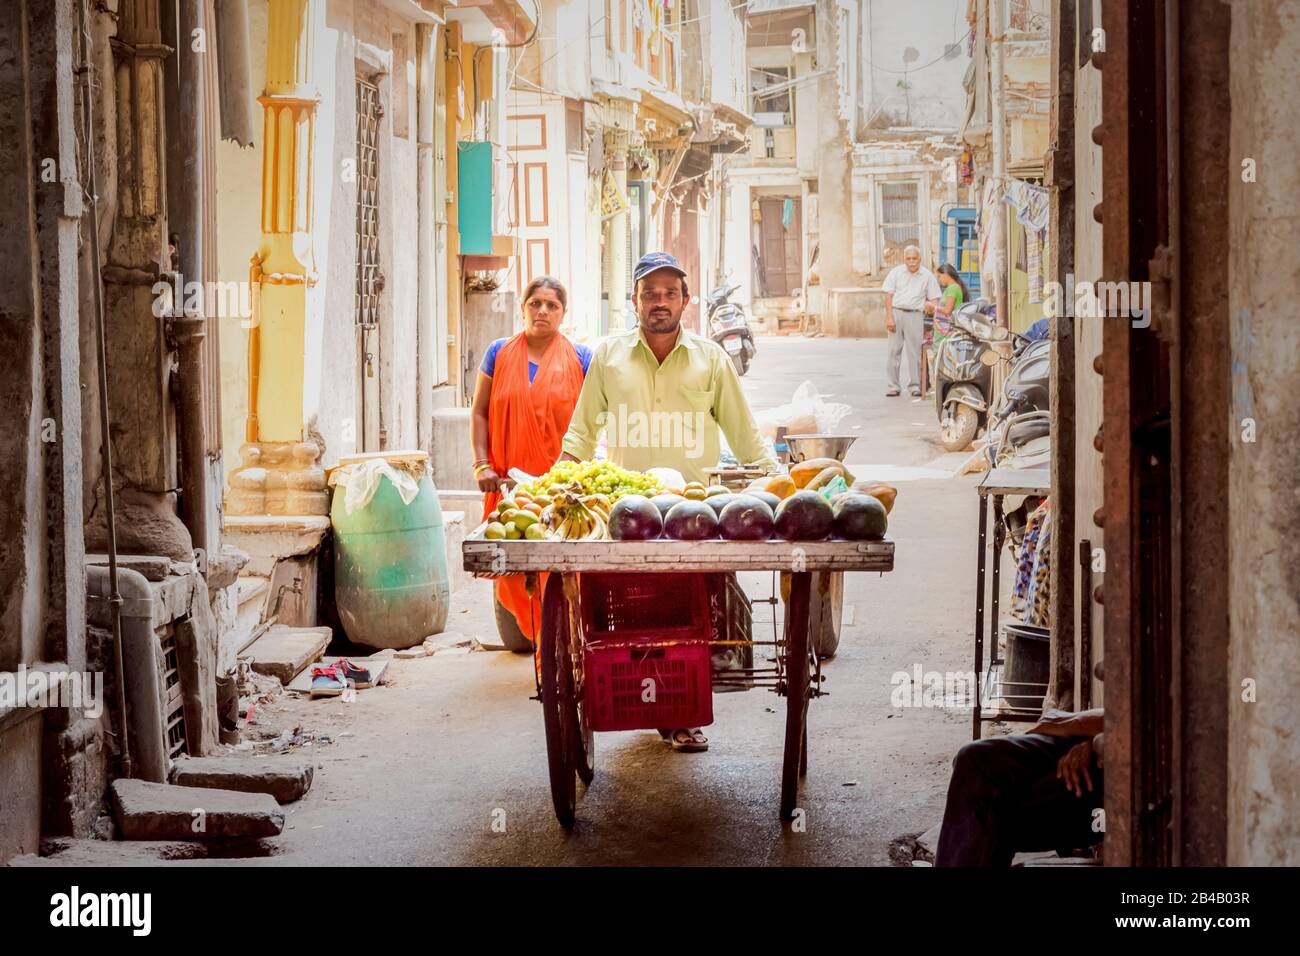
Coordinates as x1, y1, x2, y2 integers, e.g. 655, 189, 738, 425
584, 640, 714, 732
579, 572, 709, 644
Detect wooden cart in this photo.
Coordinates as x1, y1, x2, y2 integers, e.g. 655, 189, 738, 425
463, 533, 895, 826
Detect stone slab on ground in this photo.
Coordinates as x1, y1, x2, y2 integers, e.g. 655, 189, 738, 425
425, 631, 476, 651
110, 779, 285, 840
6, 838, 280, 866
170, 756, 314, 804
244, 625, 331, 683
285, 655, 390, 693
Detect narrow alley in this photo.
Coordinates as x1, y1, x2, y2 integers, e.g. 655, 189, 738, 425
230, 337, 979, 866
3, 0, 1296, 934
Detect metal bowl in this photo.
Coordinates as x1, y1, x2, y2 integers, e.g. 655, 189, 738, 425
783, 434, 858, 463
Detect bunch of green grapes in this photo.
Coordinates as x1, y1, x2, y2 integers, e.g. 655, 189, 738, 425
524, 460, 660, 501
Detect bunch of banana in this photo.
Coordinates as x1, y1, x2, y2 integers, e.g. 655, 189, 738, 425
541, 486, 612, 540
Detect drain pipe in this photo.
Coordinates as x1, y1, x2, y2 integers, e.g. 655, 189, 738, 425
77, 0, 131, 778
86, 567, 169, 783
171, 311, 210, 562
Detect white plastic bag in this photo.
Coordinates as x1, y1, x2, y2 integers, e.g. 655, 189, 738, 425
754, 381, 852, 438
330, 458, 421, 516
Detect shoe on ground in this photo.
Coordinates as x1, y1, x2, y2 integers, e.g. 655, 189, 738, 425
336, 658, 373, 689
669, 728, 709, 752
909, 388, 922, 397
885, 387, 901, 397
310, 664, 346, 698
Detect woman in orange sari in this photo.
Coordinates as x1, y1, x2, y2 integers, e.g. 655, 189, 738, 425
470, 277, 592, 651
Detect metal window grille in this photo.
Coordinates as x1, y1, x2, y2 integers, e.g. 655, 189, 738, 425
160, 630, 188, 759
878, 181, 921, 271
356, 77, 382, 327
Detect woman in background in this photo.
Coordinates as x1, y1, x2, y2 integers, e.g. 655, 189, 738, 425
923, 264, 970, 393
470, 277, 592, 651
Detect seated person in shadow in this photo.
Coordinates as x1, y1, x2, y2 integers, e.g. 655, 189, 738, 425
935, 708, 1105, 866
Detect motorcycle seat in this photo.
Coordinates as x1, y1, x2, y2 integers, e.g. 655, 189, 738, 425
1007, 418, 1051, 444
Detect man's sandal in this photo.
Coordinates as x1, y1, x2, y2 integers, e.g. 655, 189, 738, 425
670, 728, 709, 753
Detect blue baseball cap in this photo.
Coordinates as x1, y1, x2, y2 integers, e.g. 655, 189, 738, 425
632, 251, 687, 285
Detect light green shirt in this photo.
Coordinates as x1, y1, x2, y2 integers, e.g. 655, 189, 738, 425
561, 326, 776, 485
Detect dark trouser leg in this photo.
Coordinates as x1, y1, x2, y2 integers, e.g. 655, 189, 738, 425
934, 734, 1101, 867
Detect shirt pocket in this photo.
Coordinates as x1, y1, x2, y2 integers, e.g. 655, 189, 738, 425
680, 386, 714, 415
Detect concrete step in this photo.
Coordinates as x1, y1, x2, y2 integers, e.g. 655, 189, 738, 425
236, 574, 270, 609
243, 624, 331, 684
170, 756, 313, 804
110, 779, 285, 840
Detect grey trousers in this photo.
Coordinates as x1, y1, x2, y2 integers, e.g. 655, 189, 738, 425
886, 308, 925, 391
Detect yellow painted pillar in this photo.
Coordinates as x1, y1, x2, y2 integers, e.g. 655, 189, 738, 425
226, 0, 327, 516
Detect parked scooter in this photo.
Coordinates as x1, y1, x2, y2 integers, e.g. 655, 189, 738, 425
984, 334, 1052, 547
933, 298, 1006, 451
706, 282, 757, 376
984, 336, 1051, 471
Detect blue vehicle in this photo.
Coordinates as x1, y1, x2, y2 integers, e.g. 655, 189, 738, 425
939, 205, 981, 296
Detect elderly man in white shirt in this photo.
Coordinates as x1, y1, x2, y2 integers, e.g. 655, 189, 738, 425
882, 245, 941, 397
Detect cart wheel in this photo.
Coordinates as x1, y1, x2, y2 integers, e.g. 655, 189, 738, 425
575, 692, 595, 786
541, 573, 579, 828
781, 572, 813, 821
810, 571, 844, 660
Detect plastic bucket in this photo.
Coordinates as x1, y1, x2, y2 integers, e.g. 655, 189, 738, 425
1003, 623, 1049, 711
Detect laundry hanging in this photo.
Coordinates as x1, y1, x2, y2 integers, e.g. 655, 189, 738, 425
1011, 499, 1052, 628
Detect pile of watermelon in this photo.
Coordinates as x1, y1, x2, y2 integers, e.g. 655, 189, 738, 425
607, 488, 889, 542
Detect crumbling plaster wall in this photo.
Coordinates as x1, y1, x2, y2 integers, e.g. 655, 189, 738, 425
1226, 0, 1300, 867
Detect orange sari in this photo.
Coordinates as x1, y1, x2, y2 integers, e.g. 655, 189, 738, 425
483, 331, 585, 640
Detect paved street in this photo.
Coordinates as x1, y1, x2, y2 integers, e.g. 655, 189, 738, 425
250, 336, 984, 865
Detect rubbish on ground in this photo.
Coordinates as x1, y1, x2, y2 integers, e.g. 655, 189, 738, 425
286, 656, 390, 693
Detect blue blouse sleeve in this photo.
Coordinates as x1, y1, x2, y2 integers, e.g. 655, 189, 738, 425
575, 343, 594, 376
479, 338, 508, 377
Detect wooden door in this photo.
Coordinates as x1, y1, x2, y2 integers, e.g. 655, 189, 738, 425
758, 197, 801, 297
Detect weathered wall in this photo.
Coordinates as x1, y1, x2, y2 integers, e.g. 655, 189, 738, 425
0, 0, 96, 863
859, 0, 969, 131
1226, 0, 1300, 866
0, 713, 43, 862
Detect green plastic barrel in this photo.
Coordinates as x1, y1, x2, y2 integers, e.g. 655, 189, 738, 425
331, 467, 450, 649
